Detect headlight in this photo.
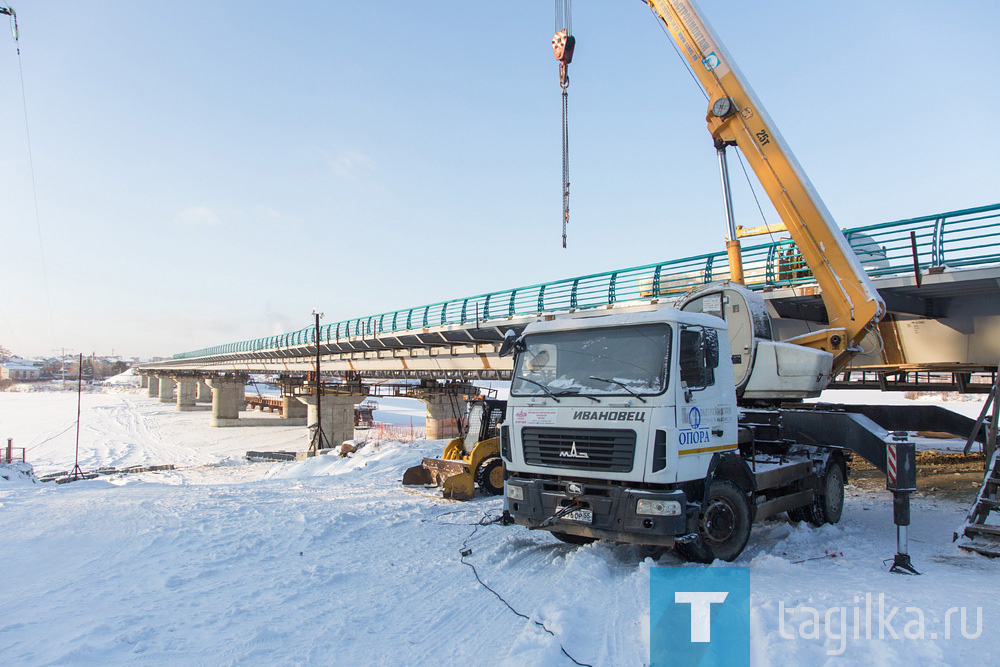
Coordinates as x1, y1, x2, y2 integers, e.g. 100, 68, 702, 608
506, 484, 524, 501
636, 499, 681, 516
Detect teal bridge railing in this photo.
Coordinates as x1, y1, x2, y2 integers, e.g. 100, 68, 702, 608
174, 203, 1000, 360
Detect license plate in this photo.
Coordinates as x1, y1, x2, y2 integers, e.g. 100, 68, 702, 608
563, 508, 593, 524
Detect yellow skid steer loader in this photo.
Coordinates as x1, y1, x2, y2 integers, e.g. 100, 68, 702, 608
402, 398, 506, 500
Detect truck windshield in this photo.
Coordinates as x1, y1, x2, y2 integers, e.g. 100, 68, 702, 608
511, 324, 671, 397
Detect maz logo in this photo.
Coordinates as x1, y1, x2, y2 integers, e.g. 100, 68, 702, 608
559, 441, 590, 459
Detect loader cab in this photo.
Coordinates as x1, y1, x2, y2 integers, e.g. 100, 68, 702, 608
463, 398, 506, 454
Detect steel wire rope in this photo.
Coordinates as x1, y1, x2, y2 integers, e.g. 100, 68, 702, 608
644, 2, 709, 103
645, 2, 798, 287
554, 0, 572, 35
5, 8, 57, 344
734, 151, 778, 245
24, 421, 76, 452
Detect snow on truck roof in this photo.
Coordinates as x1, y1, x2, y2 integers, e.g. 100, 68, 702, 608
522, 304, 725, 335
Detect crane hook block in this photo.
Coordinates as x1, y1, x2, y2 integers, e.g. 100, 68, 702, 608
552, 29, 576, 88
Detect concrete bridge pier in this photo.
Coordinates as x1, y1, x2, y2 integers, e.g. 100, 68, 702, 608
206, 376, 247, 427
413, 383, 475, 440
146, 375, 160, 398
421, 395, 466, 440
196, 379, 213, 403
297, 393, 365, 450
157, 376, 176, 402
139, 374, 149, 389
282, 394, 308, 419
279, 376, 308, 419
175, 378, 199, 411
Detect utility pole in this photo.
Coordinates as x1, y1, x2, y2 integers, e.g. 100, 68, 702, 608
310, 309, 328, 454
71, 353, 84, 480
52, 347, 69, 383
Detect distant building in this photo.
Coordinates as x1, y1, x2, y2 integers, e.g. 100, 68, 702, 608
1, 363, 41, 381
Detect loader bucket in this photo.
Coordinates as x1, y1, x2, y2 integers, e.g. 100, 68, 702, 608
401, 456, 475, 500
441, 471, 475, 501
402, 463, 433, 486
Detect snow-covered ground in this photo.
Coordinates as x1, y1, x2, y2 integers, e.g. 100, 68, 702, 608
0, 389, 304, 476
1, 388, 997, 664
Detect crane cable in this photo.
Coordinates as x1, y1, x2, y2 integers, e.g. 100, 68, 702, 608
3, 5, 57, 345
552, 1, 574, 248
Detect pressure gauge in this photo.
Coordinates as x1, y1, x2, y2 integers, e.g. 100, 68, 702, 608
711, 97, 735, 118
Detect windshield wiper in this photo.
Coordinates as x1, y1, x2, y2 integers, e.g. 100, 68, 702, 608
588, 376, 648, 403
515, 376, 560, 402
554, 389, 600, 403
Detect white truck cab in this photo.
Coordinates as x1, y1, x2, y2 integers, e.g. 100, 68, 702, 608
500, 299, 848, 562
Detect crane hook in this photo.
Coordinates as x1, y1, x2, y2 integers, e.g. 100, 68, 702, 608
552, 28, 575, 89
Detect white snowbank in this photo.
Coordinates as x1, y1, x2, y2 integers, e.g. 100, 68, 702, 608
0, 462, 37, 485
263, 439, 441, 480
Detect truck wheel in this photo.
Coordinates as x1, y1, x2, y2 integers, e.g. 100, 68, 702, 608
552, 531, 597, 545
475, 457, 504, 496
676, 479, 752, 563
807, 462, 845, 526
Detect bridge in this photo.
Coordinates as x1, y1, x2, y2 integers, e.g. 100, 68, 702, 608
139, 203, 1000, 446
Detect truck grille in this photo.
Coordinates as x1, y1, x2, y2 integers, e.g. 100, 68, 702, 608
521, 427, 636, 472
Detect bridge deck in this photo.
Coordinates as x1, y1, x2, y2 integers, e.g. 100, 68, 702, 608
142, 204, 1000, 382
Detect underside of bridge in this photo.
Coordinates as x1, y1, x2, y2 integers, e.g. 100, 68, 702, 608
141, 266, 1000, 382
138, 201, 1000, 449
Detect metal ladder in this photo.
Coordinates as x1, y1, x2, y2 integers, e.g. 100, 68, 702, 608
956, 447, 1000, 556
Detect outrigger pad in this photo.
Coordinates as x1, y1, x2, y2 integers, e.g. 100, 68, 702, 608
889, 553, 921, 575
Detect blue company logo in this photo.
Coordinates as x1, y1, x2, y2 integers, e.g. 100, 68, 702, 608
689, 406, 702, 429
650, 568, 751, 666
702, 51, 721, 71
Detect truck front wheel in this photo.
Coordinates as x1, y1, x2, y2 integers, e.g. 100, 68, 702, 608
676, 479, 752, 563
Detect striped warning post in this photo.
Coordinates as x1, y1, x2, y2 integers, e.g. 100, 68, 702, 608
887, 442, 898, 488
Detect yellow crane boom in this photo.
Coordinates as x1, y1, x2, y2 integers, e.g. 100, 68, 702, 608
646, 0, 885, 369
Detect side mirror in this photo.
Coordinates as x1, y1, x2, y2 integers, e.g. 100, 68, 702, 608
704, 328, 720, 369
498, 330, 522, 358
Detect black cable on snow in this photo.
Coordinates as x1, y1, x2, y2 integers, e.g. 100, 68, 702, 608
458, 512, 593, 667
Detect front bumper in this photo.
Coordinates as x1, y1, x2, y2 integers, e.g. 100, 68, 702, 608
505, 476, 688, 546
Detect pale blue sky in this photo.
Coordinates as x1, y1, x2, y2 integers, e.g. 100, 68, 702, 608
2, 1, 997, 358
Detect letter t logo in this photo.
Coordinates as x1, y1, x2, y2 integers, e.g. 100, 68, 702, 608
675, 591, 729, 642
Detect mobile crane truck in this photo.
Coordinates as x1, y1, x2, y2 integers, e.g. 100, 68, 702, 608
499, 0, 919, 570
